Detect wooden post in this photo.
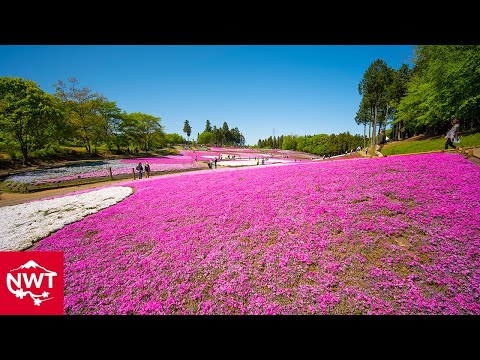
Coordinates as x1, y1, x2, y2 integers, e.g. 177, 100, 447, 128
108, 167, 113, 180
132, 168, 136, 180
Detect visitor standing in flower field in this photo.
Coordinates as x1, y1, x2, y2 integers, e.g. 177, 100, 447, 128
136, 162, 144, 179
445, 118, 460, 150
375, 129, 387, 157
144, 162, 151, 178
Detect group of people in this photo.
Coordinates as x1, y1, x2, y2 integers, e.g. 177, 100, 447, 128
208, 158, 218, 169
135, 162, 151, 179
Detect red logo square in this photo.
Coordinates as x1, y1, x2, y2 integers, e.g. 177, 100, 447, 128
0, 252, 64, 315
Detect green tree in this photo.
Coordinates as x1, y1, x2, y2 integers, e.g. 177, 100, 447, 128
397, 45, 480, 136
183, 120, 192, 142
389, 64, 412, 140
205, 119, 212, 132
92, 96, 122, 154
0, 77, 64, 164
212, 125, 220, 145
230, 127, 245, 146
221, 121, 230, 146
358, 59, 392, 145
281, 135, 297, 150
165, 133, 184, 146
355, 97, 373, 148
54, 78, 105, 155
122, 112, 164, 150
198, 131, 214, 144
107, 111, 130, 151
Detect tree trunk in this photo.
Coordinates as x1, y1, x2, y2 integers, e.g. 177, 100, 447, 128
363, 123, 366, 148
384, 104, 389, 132
18, 138, 29, 166
372, 105, 378, 145
368, 123, 371, 147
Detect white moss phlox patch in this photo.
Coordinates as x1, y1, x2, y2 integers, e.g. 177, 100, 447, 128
0, 186, 133, 251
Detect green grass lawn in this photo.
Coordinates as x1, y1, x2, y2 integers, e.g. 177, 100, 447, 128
382, 132, 480, 155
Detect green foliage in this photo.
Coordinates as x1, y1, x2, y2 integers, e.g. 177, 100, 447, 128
30, 146, 61, 159
183, 120, 192, 140
198, 131, 214, 144
205, 119, 212, 132
281, 135, 297, 150
54, 78, 105, 154
121, 112, 164, 150
164, 133, 185, 146
396, 45, 480, 136
0, 76, 64, 164
358, 59, 394, 144
259, 132, 363, 156
203, 122, 245, 146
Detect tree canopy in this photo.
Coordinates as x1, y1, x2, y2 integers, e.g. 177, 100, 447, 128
0, 76, 173, 161
357, 46, 480, 142
0, 77, 64, 164
183, 120, 192, 141
257, 132, 363, 156
197, 121, 245, 146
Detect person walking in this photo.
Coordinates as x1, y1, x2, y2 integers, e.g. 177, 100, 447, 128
445, 118, 460, 150
136, 162, 144, 179
375, 129, 387, 157
214, 158, 217, 169
144, 162, 151, 178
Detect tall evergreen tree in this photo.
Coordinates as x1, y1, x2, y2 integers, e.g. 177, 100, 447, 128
183, 120, 192, 143
358, 59, 392, 145
205, 119, 212, 132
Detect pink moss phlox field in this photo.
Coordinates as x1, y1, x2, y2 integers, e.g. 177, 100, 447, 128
34, 153, 480, 314
121, 156, 194, 165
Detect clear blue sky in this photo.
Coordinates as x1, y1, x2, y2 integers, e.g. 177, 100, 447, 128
0, 45, 415, 145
